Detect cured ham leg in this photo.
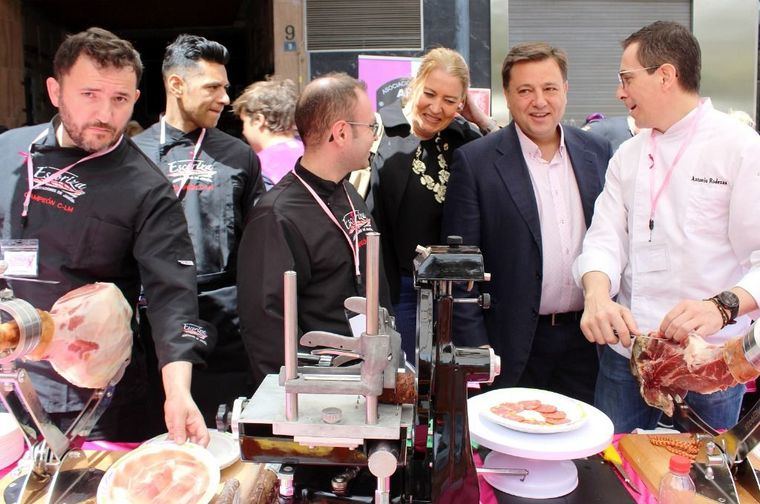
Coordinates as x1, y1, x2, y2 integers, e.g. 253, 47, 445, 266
631, 332, 759, 416
0, 283, 132, 389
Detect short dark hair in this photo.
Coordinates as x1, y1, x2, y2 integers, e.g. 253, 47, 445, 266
502, 42, 568, 89
54, 27, 143, 85
623, 21, 700, 93
162, 34, 229, 78
295, 73, 367, 147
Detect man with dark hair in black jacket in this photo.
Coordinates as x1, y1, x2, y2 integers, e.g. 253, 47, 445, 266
0, 27, 214, 444
134, 34, 264, 426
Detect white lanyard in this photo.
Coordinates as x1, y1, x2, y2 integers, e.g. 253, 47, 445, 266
293, 170, 361, 278
647, 101, 706, 240
159, 116, 206, 197
22, 128, 122, 219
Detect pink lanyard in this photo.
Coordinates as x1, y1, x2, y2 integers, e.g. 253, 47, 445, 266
22, 128, 123, 219
159, 116, 206, 197
293, 170, 361, 278
647, 102, 706, 241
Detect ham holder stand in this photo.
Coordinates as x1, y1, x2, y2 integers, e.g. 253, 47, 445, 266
0, 284, 125, 504
670, 323, 760, 504
231, 234, 505, 503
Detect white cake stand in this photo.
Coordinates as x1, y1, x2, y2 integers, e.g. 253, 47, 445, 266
468, 389, 614, 499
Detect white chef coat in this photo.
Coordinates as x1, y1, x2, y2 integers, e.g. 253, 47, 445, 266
573, 99, 760, 358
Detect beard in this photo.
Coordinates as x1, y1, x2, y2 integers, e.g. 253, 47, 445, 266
58, 99, 124, 152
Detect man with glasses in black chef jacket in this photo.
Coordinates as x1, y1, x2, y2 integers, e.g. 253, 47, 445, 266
237, 73, 391, 390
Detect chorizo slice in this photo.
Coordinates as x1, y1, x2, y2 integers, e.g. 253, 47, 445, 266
536, 404, 557, 414
518, 400, 542, 410
541, 410, 567, 420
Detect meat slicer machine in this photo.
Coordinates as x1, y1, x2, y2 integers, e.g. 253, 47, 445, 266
0, 273, 124, 504
667, 322, 760, 504
232, 233, 501, 502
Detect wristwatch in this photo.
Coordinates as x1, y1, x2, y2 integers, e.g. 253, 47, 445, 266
708, 291, 739, 327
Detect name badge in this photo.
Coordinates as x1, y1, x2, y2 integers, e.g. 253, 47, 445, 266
0, 239, 40, 277
633, 241, 670, 274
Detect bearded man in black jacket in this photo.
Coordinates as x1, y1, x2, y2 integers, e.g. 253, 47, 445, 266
0, 28, 213, 444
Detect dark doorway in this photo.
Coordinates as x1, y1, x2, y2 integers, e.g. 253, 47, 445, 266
22, 0, 273, 136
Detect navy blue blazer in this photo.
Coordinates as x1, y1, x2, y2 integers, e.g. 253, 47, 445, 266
441, 122, 612, 387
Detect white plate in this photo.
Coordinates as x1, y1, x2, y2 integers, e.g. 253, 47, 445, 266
478, 388, 588, 434
97, 441, 220, 504
143, 429, 239, 470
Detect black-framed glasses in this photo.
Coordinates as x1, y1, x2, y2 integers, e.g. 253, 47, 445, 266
617, 66, 660, 88
346, 121, 380, 137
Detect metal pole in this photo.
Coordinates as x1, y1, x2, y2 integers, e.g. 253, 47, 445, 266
365, 232, 380, 424
284, 271, 299, 421
365, 232, 380, 336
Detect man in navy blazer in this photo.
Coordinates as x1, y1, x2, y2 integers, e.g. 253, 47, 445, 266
442, 43, 612, 403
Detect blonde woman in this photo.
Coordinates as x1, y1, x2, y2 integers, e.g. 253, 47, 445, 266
368, 47, 495, 359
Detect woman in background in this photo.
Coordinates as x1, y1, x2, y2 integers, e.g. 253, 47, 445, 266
369, 47, 497, 360
233, 78, 303, 190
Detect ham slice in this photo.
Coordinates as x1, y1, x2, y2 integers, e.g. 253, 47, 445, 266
0, 283, 132, 389
630, 332, 759, 416
107, 447, 213, 504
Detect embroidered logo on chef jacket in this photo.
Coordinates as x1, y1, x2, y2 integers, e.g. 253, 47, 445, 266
181, 322, 209, 345
342, 210, 373, 240
166, 159, 217, 191
32, 166, 87, 204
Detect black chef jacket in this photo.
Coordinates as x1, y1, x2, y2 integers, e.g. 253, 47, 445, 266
237, 163, 392, 389
0, 119, 214, 418
133, 122, 264, 371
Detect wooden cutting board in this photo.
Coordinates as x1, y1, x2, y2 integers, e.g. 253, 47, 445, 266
0, 450, 276, 503
619, 434, 760, 504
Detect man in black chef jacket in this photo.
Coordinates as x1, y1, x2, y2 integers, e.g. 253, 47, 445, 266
237, 73, 392, 389
0, 28, 214, 444
133, 34, 264, 426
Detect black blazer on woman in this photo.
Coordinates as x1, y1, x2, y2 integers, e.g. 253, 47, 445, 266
367, 101, 481, 303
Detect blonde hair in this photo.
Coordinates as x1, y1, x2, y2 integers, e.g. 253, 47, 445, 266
404, 48, 469, 109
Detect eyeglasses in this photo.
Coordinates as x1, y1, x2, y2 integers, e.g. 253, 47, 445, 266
617, 66, 660, 88
346, 121, 380, 138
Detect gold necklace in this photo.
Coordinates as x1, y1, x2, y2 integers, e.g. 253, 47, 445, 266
411, 133, 450, 203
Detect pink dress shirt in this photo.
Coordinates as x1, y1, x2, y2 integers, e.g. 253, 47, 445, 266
515, 124, 586, 314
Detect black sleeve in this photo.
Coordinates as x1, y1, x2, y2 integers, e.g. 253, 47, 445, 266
367, 152, 401, 303
135, 184, 216, 369
244, 149, 266, 217
237, 207, 311, 388
440, 147, 489, 347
